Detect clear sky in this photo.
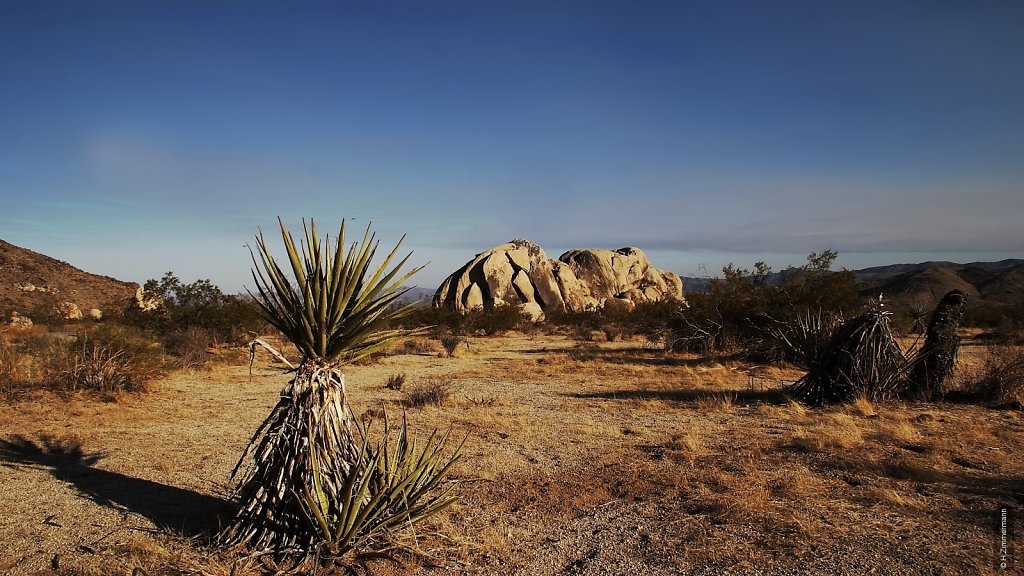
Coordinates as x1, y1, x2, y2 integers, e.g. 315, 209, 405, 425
2, 1, 1022, 292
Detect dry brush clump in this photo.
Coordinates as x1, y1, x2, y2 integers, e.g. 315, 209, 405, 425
45, 325, 165, 395
385, 372, 407, 391
403, 377, 455, 408
959, 344, 1024, 405
438, 330, 466, 358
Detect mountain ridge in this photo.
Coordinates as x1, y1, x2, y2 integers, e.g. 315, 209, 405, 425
0, 239, 138, 320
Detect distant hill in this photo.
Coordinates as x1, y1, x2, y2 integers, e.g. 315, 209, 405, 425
858, 260, 1024, 305
396, 286, 435, 307
0, 239, 138, 320
681, 258, 1024, 306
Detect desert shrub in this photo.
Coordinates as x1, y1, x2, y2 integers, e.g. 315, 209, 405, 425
963, 296, 1024, 343
385, 372, 406, 391
399, 305, 470, 332
547, 309, 603, 342
404, 377, 454, 408
401, 303, 529, 336
0, 340, 26, 395
960, 345, 1024, 404
438, 331, 466, 357
466, 304, 530, 335
25, 291, 64, 327
394, 336, 439, 355
672, 251, 862, 358
162, 327, 214, 369
44, 325, 165, 394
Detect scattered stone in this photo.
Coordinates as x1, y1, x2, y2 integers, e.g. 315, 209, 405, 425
89, 308, 103, 321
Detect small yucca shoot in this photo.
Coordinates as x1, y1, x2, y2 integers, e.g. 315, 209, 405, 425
218, 219, 456, 562
296, 412, 463, 558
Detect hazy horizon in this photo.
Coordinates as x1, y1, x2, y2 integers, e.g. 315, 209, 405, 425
3, 2, 1022, 292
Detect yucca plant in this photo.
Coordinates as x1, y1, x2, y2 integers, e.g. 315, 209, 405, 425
218, 218, 460, 562
788, 307, 912, 405
766, 310, 843, 369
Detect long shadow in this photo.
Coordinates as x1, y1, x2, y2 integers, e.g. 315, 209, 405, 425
522, 346, 750, 368
0, 435, 228, 537
571, 388, 790, 404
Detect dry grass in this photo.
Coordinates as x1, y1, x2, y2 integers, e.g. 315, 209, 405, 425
0, 332, 1020, 575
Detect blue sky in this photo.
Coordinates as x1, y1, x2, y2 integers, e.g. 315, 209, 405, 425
2, 1, 1022, 292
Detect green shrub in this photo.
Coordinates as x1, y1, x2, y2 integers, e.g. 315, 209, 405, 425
673, 251, 862, 358
123, 272, 266, 345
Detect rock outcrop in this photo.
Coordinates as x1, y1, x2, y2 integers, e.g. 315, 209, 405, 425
56, 301, 83, 321
433, 240, 684, 318
8, 312, 32, 328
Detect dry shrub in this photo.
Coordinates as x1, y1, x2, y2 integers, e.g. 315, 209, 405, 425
45, 325, 165, 394
960, 344, 1024, 404
163, 326, 214, 369
385, 372, 406, 391
666, 430, 705, 462
396, 336, 439, 356
404, 377, 454, 408
438, 332, 466, 358
0, 340, 26, 395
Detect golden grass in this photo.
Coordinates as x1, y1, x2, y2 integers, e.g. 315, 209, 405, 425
1, 332, 1020, 575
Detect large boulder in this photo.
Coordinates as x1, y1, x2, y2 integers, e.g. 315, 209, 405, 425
434, 241, 685, 315
56, 301, 83, 321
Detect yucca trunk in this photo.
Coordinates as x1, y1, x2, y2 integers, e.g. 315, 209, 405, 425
908, 289, 967, 400
219, 361, 359, 553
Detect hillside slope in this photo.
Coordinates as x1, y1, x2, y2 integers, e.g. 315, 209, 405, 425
859, 260, 1024, 304
0, 239, 138, 320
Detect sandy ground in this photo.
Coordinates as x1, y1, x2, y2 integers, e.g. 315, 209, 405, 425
1, 333, 1022, 575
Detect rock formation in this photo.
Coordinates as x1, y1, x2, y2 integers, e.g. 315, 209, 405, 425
56, 301, 83, 321
8, 312, 32, 328
433, 240, 684, 318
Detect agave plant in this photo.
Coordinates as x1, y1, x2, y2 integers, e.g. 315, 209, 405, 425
218, 219, 460, 561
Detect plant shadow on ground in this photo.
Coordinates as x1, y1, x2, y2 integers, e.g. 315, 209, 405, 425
522, 346, 750, 368
0, 435, 227, 537
571, 388, 790, 404
832, 450, 1024, 505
